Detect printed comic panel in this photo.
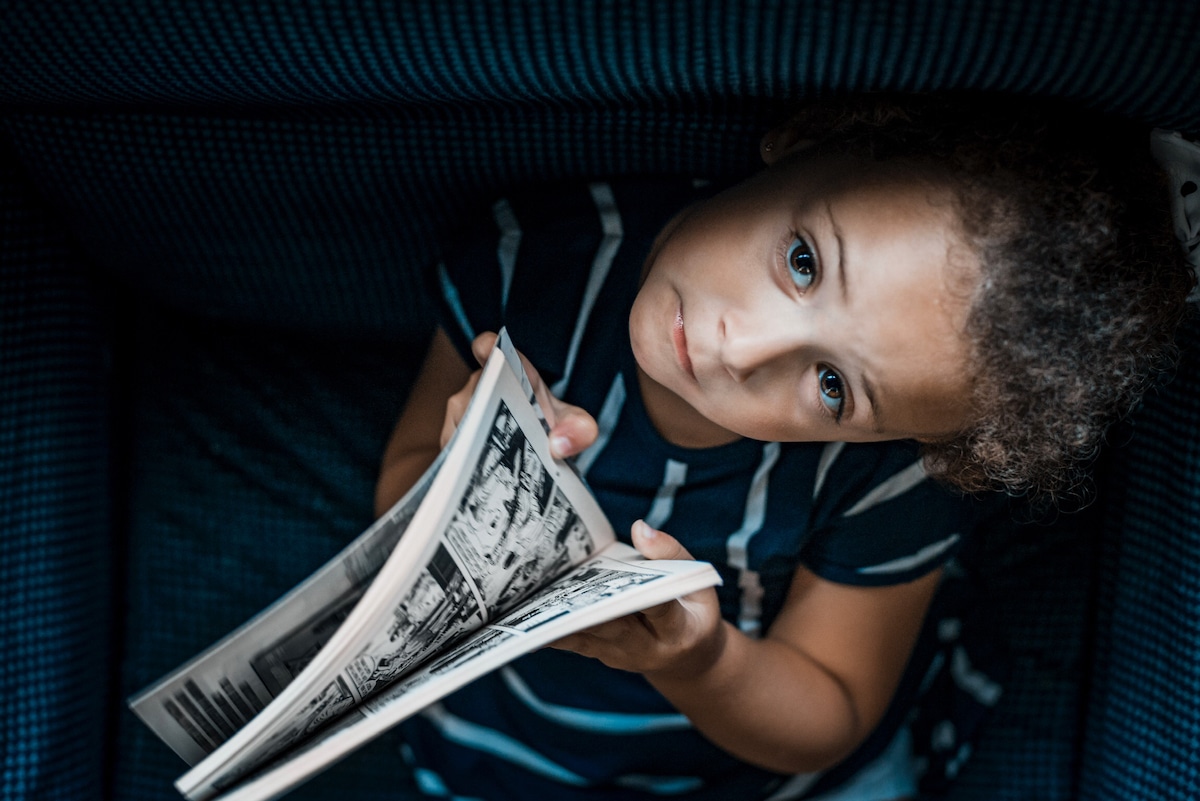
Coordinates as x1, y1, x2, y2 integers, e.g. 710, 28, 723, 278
208, 676, 359, 793
362, 628, 519, 714
496, 565, 662, 632
343, 544, 483, 700
341, 520, 406, 589
426, 627, 515, 676
445, 401, 595, 612
251, 588, 363, 696
161, 675, 266, 756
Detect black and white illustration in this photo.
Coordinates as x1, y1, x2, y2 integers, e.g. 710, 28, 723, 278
344, 544, 482, 699
250, 590, 363, 696
496, 563, 662, 632
343, 452, 445, 588
445, 402, 596, 613
427, 627, 515, 676
361, 629, 518, 719
139, 338, 689, 801
231, 675, 361, 780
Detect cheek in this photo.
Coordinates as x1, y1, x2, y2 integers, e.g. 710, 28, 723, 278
627, 291, 656, 367
695, 384, 808, 441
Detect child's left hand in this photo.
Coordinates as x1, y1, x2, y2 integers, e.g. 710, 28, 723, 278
550, 520, 727, 680
445, 332, 599, 460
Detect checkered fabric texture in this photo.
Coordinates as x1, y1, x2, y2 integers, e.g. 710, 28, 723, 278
0, 145, 113, 800
1081, 312, 1200, 801
1, 2, 1198, 801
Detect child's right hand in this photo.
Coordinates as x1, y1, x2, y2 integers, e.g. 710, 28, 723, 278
440, 332, 600, 460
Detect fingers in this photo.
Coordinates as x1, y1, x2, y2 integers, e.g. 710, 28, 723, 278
470, 332, 499, 366
631, 520, 695, 561
440, 369, 482, 448
466, 331, 599, 460
548, 407, 599, 459
548, 618, 654, 667
471, 331, 599, 459
549, 521, 725, 677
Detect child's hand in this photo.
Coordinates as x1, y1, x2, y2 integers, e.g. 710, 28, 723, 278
440, 332, 600, 460
550, 520, 727, 681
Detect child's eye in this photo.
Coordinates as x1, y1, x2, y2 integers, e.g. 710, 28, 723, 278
786, 236, 817, 289
818, 366, 846, 420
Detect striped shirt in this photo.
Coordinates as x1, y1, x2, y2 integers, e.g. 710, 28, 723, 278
404, 177, 995, 801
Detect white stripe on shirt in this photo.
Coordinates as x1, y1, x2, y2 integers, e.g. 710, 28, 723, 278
420, 703, 588, 786
856, 533, 961, 576
551, 182, 623, 397
726, 442, 782, 637
420, 703, 703, 795
841, 459, 927, 517
575, 372, 626, 478
644, 459, 687, 530
501, 667, 691, 733
492, 197, 521, 312
951, 645, 1003, 707
438, 263, 476, 342
812, 441, 845, 500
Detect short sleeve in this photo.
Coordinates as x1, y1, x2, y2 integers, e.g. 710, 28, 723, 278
426, 182, 626, 382
801, 440, 996, 587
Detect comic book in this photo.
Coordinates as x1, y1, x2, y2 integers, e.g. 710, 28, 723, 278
129, 330, 722, 801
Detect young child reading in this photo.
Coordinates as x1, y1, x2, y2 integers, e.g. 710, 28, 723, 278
374, 95, 1193, 801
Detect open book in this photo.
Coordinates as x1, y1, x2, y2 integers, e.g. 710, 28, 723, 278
130, 330, 722, 801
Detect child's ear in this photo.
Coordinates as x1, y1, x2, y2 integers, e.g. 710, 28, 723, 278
759, 124, 817, 166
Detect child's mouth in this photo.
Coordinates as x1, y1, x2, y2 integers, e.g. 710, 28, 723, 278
673, 306, 695, 379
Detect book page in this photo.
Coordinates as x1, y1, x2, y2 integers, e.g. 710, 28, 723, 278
127, 447, 447, 765
210, 544, 721, 801
175, 333, 617, 800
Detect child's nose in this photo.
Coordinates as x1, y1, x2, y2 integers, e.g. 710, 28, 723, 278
719, 315, 805, 383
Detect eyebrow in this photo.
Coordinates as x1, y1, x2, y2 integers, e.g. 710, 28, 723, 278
825, 201, 886, 433
827, 201, 849, 305
861, 374, 885, 434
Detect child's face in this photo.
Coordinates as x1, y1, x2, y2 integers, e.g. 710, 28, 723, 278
629, 153, 977, 446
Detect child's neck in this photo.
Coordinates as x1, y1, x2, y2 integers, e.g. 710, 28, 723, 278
635, 366, 743, 449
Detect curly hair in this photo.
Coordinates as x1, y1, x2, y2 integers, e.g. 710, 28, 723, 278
783, 94, 1195, 502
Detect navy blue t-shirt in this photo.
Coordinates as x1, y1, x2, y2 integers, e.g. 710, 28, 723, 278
400, 177, 1000, 801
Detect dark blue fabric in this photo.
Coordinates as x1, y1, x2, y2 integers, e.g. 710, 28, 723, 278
0, 108, 767, 339
1, 1, 1198, 134
933, 506, 1095, 800
0, 143, 113, 801
109, 306, 429, 801
0, 2, 1197, 801
1080, 311, 1200, 801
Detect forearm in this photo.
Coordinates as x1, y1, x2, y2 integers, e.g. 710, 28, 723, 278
374, 446, 441, 517
374, 327, 472, 518
647, 621, 869, 775
556, 526, 938, 776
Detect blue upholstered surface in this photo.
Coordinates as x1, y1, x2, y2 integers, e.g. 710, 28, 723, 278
2, 2, 1199, 801
110, 309, 427, 801
1, 0, 1198, 133
0, 146, 113, 800
1081, 312, 1200, 801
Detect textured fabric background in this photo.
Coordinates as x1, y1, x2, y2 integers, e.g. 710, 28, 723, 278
1, 0, 1198, 133
0, 143, 114, 800
1, 2, 1198, 801
110, 309, 427, 801
1081, 313, 1200, 801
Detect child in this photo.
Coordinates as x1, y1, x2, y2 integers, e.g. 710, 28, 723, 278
374, 95, 1192, 800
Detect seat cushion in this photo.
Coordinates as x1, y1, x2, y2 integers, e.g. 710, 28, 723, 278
111, 305, 429, 801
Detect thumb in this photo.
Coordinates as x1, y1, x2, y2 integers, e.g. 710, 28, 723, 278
548, 407, 599, 459
470, 332, 500, 366
631, 520, 694, 561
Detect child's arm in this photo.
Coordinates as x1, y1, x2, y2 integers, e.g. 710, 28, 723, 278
552, 520, 939, 775
375, 328, 473, 517
375, 329, 599, 517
